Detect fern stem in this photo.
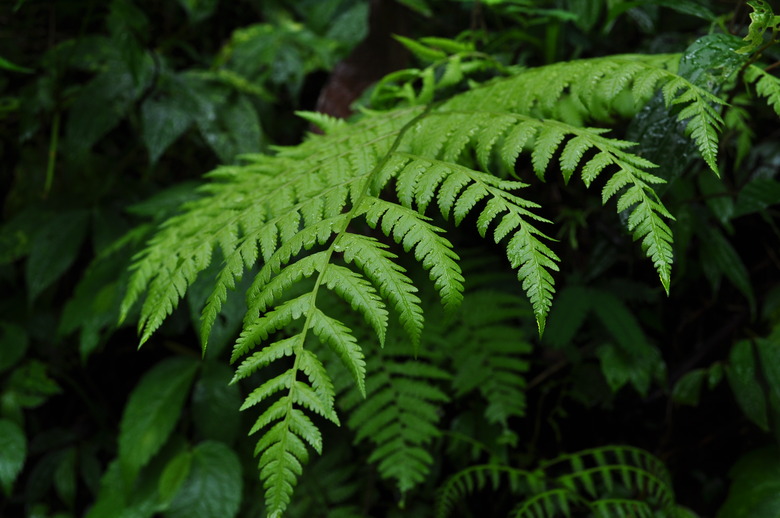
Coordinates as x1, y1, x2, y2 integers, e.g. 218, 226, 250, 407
44, 110, 60, 198
264, 105, 436, 509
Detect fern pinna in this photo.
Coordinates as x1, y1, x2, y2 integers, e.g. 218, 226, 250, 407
120, 47, 744, 515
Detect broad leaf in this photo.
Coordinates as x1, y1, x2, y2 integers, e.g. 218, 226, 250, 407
719, 447, 780, 517
727, 340, 769, 431
118, 357, 200, 481
158, 450, 193, 510
0, 419, 26, 496
141, 82, 196, 164
26, 210, 89, 301
191, 362, 241, 444
164, 441, 242, 518
177, 0, 218, 23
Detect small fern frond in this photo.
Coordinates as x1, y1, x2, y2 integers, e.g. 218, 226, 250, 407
660, 76, 726, 173
445, 291, 532, 430
745, 64, 780, 117
341, 341, 450, 496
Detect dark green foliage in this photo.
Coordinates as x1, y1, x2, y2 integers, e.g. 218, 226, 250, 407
3, 1, 780, 517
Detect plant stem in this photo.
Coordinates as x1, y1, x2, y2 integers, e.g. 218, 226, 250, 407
44, 111, 60, 197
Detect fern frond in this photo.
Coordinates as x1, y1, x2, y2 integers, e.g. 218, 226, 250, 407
541, 446, 677, 511
429, 287, 532, 431
121, 50, 726, 515
341, 342, 450, 496
660, 76, 726, 173
745, 64, 780, 117
440, 446, 682, 518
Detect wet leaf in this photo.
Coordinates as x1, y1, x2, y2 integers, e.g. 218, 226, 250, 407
626, 34, 746, 185
164, 442, 242, 518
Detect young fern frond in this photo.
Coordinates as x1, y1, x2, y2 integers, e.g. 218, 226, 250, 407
120, 51, 733, 515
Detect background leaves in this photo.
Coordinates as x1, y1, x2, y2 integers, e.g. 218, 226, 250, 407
1, 1, 780, 517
